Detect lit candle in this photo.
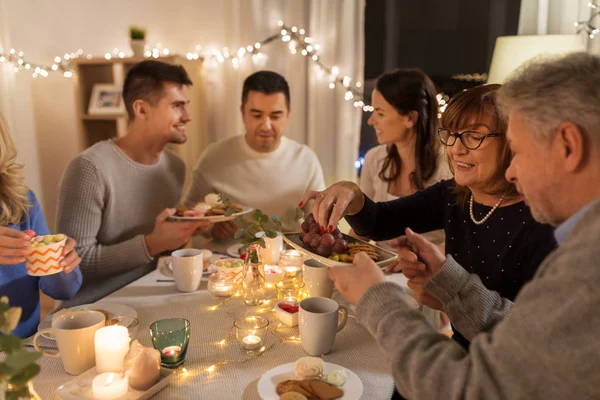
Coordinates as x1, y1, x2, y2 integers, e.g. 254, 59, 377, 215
94, 326, 130, 373
242, 335, 262, 350
161, 345, 181, 357
92, 372, 128, 400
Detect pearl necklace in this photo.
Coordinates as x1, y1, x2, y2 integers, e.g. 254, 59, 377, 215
469, 194, 505, 225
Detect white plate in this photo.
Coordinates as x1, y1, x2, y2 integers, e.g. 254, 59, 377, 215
38, 302, 137, 340
282, 232, 397, 268
226, 243, 243, 258
167, 206, 253, 223
257, 362, 363, 400
57, 367, 173, 400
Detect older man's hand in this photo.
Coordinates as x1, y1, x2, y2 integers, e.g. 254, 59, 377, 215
328, 252, 385, 305
401, 228, 447, 310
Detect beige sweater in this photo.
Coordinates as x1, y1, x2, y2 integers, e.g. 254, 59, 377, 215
57, 140, 185, 283
356, 199, 600, 399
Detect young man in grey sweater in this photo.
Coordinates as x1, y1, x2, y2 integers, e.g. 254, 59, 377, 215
57, 61, 209, 302
323, 53, 600, 399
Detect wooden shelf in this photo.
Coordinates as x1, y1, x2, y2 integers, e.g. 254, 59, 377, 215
81, 113, 126, 120
72, 55, 207, 169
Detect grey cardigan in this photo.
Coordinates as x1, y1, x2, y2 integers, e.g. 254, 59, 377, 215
356, 200, 600, 399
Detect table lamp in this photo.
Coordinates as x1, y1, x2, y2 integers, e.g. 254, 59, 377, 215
487, 35, 585, 84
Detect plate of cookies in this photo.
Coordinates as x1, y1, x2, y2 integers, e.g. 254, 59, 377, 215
258, 357, 362, 400
168, 193, 252, 223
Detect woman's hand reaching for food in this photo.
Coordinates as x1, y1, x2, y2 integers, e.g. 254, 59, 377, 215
299, 181, 366, 234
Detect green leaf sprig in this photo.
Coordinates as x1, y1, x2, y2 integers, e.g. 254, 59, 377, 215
0, 297, 41, 396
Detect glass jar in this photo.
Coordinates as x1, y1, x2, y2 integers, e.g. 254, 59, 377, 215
242, 245, 266, 306
208, 272, 237, 298
278, 249, 305, 282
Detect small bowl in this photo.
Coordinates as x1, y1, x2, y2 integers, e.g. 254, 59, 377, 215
26, 235, 67, 276
214, 258, 245, 283
274, 301, 299, 327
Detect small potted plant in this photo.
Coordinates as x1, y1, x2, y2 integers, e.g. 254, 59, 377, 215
0, 297, 42, 399
129, 26, 146, 58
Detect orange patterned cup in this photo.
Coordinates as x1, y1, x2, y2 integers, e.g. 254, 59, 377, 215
26, 234, 67, 276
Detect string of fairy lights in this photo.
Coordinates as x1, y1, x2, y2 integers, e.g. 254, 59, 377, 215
575, 2, 600, 38
0, 20, 372, 112
178, 294, 309, 377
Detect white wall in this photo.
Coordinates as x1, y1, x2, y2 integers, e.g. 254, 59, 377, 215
0, 0, 364, 230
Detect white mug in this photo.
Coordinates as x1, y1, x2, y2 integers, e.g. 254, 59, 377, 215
299, 297, 348, 356
33, 310, 106, 375
159, 249, 205, 292
303, 259, 334, 298
258, 233, 283, 265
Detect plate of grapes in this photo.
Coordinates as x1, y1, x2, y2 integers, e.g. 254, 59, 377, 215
282, 213, 398, 268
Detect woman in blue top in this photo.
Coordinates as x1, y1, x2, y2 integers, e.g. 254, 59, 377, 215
0, 114, 82, 338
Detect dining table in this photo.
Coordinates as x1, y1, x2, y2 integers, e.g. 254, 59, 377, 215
29, 240, 409, 399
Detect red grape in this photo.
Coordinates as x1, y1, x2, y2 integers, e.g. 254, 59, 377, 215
316, 245, 333, 257
332, 229, 343, 239
320, 233, 335, 248
309, 222, 320, 234
302, 233, 312, 244
301, 220, 309, 233
305, 213, 315, 225
309, 235, 322, 249
333, 239, 348, 254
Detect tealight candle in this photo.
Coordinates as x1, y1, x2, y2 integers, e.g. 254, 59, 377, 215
242, 335, 262, 350
161, 345, 181, 357
94, 326, 130, 373
92, 372, 128, 400
234, 316, 269, 354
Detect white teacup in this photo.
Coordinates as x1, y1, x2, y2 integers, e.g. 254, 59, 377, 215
33, 310, 106, 375
303, 259, 334, 298
299, 297, 348, 356
159, 249, 207, 292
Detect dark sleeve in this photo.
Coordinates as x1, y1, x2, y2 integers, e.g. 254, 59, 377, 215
517, 221, 557, 283
345, 180, 451, 241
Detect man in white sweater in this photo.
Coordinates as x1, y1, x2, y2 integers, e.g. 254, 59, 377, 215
185, 71, 325, 237
58, 60, 209, 302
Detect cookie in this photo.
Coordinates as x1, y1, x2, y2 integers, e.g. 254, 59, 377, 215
309, 380, 344, 400
276, 380, 313, 398
175, 204, 191, 217
280, 392, 308, 400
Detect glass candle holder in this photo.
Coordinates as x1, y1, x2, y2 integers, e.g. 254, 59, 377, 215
264, 265, 285, 299
149, 318, 190, 368
278, 249, 305, 281
234, 316, 269, 355
208, 271, 236, 298
276, 280, 306, 302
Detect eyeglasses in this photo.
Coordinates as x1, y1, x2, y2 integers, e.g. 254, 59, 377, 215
438, 128, 502, 150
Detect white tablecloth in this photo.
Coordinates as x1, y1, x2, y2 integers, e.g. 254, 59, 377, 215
31, 261, 397, 399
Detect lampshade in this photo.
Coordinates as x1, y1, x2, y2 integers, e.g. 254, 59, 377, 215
487, 35, 585, 84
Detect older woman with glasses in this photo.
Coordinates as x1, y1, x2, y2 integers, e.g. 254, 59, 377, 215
300, 84, 556, 351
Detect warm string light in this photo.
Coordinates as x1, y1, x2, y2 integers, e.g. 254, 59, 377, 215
199, 295, 304, 374
0, 21, 369, 111
575, 2, 600, 38
0, 48, 87, 78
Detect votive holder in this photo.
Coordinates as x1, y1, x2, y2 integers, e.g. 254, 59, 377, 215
276, 280, 306, 302
149, 318, 190, 368
278, 250, 305, 281
208, 271, 236, 298
234, 316, 269, 355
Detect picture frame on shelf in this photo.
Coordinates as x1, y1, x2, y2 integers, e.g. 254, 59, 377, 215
88, 84, 126, 115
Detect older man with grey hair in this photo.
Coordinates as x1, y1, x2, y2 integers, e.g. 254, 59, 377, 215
326, 52, 600, 399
